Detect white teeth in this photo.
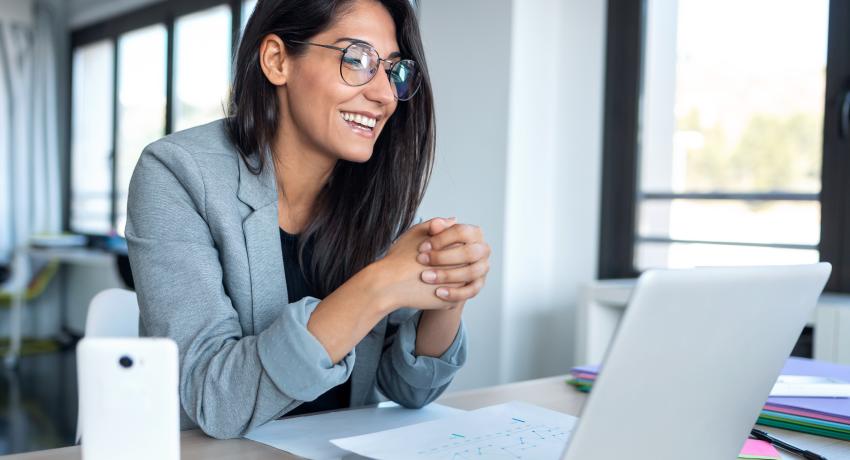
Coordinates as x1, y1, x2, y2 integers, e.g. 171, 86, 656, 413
341, 111, 376, 129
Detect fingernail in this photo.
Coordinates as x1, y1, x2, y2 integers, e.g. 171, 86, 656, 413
417, 253, 430, 264
419, 241, 432, 252
422, 270, 437, 282
436, 288, 449, 298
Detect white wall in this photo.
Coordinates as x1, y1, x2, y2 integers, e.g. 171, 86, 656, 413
418, 0, 514, 391
419, 0, 608, 389
501, 0, 608, 383
0, 0, 32, 24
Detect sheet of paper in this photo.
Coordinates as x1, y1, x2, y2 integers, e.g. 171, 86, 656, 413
244, 402, 464, 460
331, 401, 578, 460
771, 374, 850, 398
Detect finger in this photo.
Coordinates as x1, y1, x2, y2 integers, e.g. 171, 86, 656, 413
421, 224, 482, 252
403, 220, 433, 239
427, 217, 457, 237
421, 260, 489, 284
424, 224, 474, 251
416, 218, 443, 232
435, 278, 485, 302
418, 242, 490, 266
405, 218, 445, 244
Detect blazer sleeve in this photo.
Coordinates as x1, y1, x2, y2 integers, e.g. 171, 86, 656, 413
125, 141, 354, 439
376, 307, 467, 408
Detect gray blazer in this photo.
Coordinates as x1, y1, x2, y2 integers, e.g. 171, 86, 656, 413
125, 120, 467, 439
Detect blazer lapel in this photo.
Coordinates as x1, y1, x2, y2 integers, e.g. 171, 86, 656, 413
237, 151, 379, 405
237, 153, 288, 334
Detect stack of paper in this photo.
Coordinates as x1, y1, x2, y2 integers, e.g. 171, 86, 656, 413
568, 357, 850, 441
762, 358, 850, 440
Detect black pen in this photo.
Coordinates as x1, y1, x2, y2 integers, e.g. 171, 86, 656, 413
750, 428, 828, 460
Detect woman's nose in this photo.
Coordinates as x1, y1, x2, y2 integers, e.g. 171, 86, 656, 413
363, 67, 396, 105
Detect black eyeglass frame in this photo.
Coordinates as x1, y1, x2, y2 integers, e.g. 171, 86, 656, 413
288, 39, 421, 101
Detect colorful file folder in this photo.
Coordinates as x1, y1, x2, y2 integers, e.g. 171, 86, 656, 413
568, 357, 850, 441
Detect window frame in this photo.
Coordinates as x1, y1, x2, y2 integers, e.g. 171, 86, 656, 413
598, 0, 850, 292
66, 0, 245, 237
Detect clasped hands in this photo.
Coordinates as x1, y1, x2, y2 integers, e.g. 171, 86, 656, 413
378, 217, 491, 311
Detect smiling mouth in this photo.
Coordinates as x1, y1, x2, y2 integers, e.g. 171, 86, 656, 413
340, 111, 377, 138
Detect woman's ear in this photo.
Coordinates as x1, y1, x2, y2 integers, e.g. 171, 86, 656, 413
259, 33, 289, 86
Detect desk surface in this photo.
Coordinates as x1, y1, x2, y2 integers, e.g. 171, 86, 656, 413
7, 375, 849, 459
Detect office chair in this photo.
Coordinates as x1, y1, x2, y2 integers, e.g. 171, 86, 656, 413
84, 288, 139, 338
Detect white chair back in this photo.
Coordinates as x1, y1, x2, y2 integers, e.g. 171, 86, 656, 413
84, 288, 139, 338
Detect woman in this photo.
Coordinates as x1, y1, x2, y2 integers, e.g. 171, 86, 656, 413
126, 0, 491, 439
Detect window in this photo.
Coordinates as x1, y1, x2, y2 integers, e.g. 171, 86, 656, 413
635, 0, 826, 270
69, 1, 246, 237
599, 0, 850, 291
241, 0, 257, 33
70, 40, 114, 234
173, 5, 232, 132
115, 25, 167, 235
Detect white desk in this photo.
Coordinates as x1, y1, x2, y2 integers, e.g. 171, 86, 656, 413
6, 375, 848, 459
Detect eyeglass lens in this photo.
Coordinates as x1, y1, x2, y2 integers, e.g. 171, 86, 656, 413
340, 43, 422, 101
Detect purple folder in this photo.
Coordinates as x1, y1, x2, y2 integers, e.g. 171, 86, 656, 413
766, 357, 850, 423
571, 357, 850, 423
570, 365, 599, 376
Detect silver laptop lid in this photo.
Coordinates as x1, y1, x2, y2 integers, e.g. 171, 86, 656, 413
562, 263, 831, 460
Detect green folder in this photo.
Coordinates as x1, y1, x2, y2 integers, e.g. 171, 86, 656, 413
756, 417, 850, 441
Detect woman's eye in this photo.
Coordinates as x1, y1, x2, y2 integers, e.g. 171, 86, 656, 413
392, 65, 413, 82
343, 56, 364, 68
343, 53, 371, 69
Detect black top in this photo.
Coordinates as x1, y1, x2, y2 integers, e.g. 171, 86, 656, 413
279, 228, 352, 417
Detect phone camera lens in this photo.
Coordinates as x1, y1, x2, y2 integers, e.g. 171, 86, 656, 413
119, 356, 133, 368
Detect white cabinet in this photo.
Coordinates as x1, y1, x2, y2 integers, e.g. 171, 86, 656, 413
575, 279, 850, 366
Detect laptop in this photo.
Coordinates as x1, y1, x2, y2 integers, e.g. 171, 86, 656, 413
560, 263, 831, 460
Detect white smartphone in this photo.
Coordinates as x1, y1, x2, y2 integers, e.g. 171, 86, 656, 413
77, 337, 180, 460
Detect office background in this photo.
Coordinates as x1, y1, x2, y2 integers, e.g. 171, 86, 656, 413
2, 0, 848, 455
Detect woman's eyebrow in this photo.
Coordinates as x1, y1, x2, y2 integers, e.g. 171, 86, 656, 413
333, 37, 401, 59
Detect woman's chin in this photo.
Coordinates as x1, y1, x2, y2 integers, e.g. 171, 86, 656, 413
336, 149, 374, 164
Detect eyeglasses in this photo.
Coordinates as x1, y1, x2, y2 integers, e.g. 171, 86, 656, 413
289, 40, 422, 101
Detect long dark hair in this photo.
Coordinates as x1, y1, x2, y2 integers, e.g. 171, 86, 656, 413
225, 0, 435, 298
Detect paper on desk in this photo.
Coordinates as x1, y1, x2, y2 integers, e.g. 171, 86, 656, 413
244, 402, 463, 460
331, 401, 578, 460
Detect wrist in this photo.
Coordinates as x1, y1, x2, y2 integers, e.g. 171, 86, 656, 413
422, 301, 465, 319
360, 260, 398, 316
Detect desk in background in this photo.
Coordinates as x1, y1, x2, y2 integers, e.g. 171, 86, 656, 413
3, 247, 116, 368
5, 375, 847, 459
